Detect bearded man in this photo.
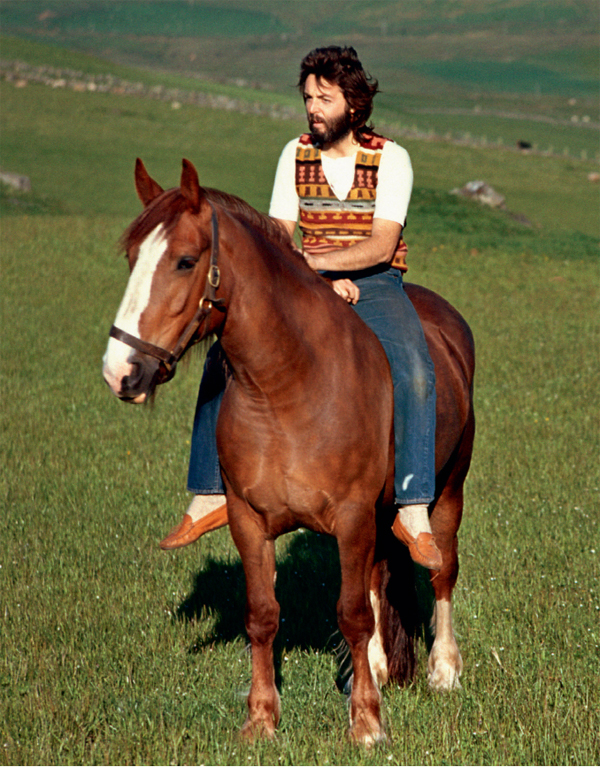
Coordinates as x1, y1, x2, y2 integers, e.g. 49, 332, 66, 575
162, 46, 441, 570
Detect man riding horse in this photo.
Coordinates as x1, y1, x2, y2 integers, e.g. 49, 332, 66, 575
162, 45, 442, 571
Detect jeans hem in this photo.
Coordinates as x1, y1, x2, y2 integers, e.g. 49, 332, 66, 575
395, 497, 434, 507
186, 485, 225, 495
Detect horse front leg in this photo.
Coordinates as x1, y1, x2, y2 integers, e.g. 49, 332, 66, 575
228, 498, 280, 739
336, 511, 385, 746
367, 564, 389, 687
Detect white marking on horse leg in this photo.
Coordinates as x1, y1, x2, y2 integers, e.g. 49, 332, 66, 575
368, 588, 389, 687
427, 598, 463, 691
102, 225, 167, 394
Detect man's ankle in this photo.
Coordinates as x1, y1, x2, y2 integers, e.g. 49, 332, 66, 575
397, 503, 431, 539
187, 493, 227, 522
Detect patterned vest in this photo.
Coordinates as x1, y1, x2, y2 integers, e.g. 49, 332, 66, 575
295, 132, 408, 271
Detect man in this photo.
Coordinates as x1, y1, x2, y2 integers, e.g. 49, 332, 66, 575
161, 46, 441, 570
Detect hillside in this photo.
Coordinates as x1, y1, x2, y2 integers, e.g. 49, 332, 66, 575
1, 32, 598, 243
1, 0, 598, 159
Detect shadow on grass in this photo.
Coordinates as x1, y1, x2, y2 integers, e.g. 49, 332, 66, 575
176, 530, 342, 656
176, 526, 437, 693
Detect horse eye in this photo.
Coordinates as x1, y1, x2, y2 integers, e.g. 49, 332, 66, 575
176, 256, 196, 271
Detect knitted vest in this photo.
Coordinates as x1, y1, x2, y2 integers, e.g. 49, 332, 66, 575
295, 132, 408, 271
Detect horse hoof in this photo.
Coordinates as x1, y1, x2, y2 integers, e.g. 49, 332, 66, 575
350, 723, 387, 748
427, 639, 463, 691
240, 718, 276, 742
349, 711, 386, 748
427, 659, 463, 691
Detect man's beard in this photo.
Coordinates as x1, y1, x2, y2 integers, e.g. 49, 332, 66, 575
310, 108, 354, 148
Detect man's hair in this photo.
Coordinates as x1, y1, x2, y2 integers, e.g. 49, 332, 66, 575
298, 46, 379, 140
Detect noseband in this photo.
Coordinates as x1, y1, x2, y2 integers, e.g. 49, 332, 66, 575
109, 202, 224, 384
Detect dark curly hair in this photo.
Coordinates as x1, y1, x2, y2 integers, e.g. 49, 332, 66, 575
298, 46, 379, 141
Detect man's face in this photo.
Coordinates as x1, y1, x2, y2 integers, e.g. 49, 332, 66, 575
303, 74, 352, 147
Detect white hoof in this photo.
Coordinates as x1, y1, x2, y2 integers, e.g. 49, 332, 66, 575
427, 645, 463, 691
428, 599, 462, 691
427, 660, 462, 691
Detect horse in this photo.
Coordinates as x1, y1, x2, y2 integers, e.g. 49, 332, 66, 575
102, 159, 475, 745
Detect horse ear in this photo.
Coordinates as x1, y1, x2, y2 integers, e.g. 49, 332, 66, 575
134, 158, 164, 207
180, 158, 204, 214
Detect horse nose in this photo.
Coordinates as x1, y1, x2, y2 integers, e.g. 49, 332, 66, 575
117, 358, 160, 402
121, 361, 143, 393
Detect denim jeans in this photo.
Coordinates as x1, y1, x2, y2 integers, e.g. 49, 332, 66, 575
188, 268, 436, 505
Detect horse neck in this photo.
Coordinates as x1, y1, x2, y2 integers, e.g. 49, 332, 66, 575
217, 216, 326, 392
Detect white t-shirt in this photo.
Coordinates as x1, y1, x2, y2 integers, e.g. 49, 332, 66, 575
269, 136, 413, 225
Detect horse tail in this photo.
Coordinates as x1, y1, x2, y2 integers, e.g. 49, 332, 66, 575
373, 509, 419, 684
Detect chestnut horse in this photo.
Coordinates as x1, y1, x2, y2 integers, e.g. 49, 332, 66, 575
102, 159, 475, 745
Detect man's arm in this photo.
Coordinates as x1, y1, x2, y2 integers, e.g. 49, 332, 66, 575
272, 218, 390, 306
273, 218, 402, 273
303, 218, 403, 272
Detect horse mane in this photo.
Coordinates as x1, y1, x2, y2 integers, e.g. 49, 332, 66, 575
205, 188, 294, 252
121, 185, 294, 255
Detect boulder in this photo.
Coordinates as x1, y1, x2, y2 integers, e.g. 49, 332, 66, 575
450, 180, 505, 209
0, 171, 31, 192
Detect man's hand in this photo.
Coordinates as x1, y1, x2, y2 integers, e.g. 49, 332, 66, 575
331, 278, 360, 304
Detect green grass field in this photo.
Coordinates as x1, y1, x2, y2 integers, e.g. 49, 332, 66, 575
1, 24, 599, 766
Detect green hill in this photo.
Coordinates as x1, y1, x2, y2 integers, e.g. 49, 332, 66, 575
1, 33, 597, 242
2, 0, 598, 157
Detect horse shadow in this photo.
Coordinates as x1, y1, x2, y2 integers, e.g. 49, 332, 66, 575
175, 528, 436, 687
176, 531, 343, 657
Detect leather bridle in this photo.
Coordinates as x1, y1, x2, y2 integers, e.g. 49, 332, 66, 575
109, 201, 224, 384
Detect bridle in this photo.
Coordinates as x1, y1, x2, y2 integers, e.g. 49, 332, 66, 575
109, 201, 224, 384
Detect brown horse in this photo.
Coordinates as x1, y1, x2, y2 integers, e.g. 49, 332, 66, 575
102, 159, 475, 745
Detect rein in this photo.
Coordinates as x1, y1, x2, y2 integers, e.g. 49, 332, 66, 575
109, 201, 224, 383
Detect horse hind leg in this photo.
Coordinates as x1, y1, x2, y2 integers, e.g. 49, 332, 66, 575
336, 513, 386, 746
335, 582, 390, 695
368, 499, 419, 688
427, 405, 473, 691
367, 577, 389, 688
427, 477, 469, 690
428, 591, 463, 691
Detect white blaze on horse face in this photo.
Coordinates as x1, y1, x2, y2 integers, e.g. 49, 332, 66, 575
102, 225, 167, 395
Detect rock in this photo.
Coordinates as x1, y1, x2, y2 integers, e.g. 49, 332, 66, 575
450, 180, 505, 209
0, 171, 31, 192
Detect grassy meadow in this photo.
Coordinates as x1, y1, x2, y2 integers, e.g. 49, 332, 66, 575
1, 21, 599, 767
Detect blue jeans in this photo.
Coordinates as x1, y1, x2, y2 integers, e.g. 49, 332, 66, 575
188, 268, 436, 505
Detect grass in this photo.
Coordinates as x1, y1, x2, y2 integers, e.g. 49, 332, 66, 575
0, 76, 303, 218
1, 212, 598, 765
0, 1, 290, 39
1, 69, 598, 236
1, 34, 599, 766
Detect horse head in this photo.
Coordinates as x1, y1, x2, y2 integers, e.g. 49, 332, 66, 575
102, 159, 224, 403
